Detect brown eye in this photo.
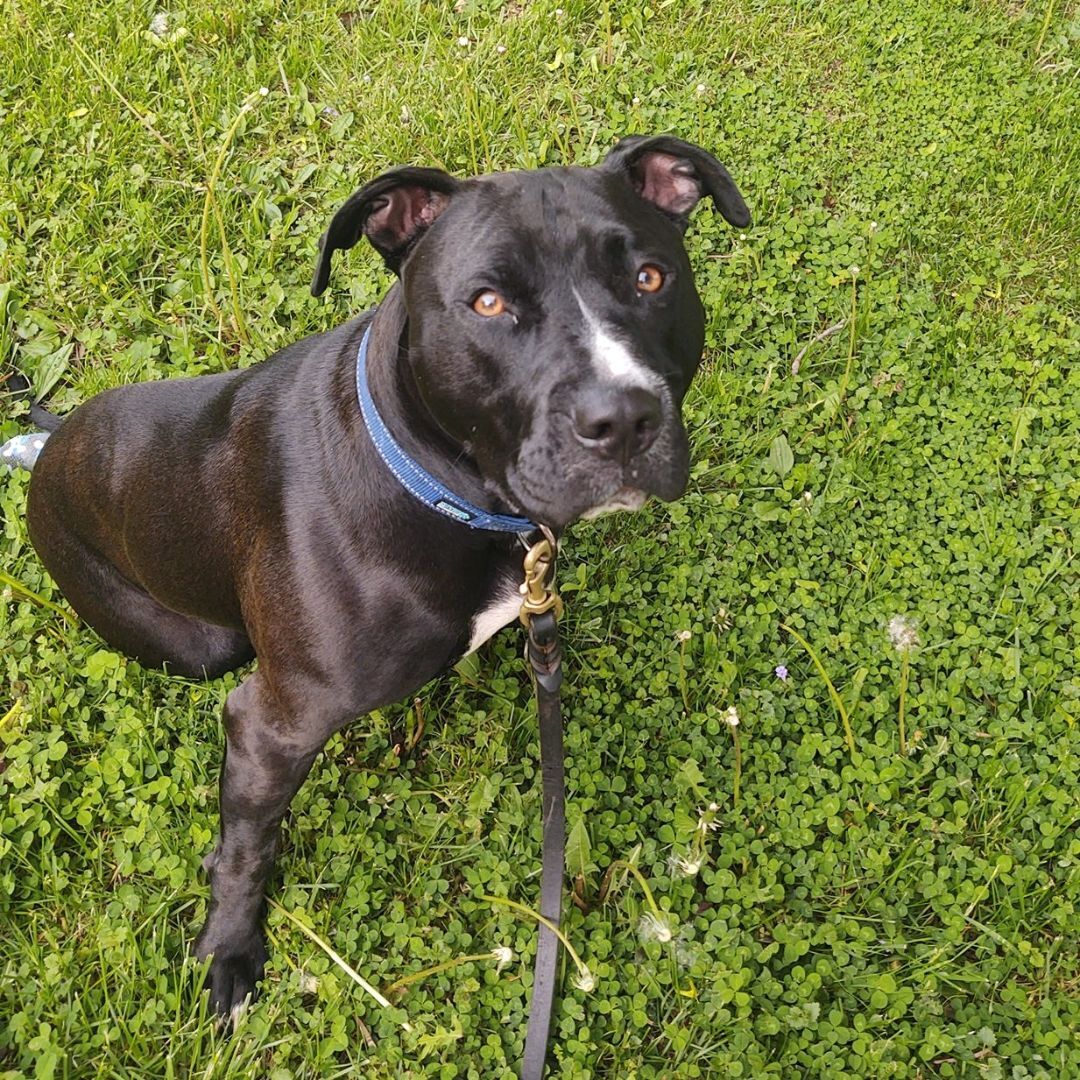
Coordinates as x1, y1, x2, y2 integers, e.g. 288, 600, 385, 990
472, 291, 507, 317
636, 264, 665, 293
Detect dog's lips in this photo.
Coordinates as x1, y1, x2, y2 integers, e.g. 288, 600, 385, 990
579, 487, 649, 520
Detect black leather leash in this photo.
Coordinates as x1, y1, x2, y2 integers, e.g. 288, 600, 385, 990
517, 533, 565, 1079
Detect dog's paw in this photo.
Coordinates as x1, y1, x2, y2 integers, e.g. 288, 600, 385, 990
195, 935, 268, 1022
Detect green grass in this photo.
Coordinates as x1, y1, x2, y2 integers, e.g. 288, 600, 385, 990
1, 0, 1078, 1076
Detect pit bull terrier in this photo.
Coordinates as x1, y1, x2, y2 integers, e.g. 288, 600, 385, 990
8, 135, 750, 1017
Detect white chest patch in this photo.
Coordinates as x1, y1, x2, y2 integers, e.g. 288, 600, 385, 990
465, 583, 522, 655
572, 289, 659, 390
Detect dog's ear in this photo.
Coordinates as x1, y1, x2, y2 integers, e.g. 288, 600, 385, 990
602, 135, 751, 231
311, 166, 461, 295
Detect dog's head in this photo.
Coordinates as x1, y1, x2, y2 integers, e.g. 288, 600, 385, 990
312, 136, 750, 529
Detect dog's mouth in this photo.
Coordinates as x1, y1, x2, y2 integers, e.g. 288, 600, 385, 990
498, 449, 687, 530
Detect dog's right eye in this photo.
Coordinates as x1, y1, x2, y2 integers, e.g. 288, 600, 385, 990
472, 291, 507, 317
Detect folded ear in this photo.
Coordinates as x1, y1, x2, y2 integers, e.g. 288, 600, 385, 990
602, 135, 751, 231
311, 166, 461, 295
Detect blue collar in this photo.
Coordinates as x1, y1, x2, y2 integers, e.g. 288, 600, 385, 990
355, 326, 537, 534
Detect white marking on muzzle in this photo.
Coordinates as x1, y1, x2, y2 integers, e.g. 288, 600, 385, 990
572, 289, 660, 390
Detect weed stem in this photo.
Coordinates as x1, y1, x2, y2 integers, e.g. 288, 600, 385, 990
269, 899, 411, 1031
480, 894, 593, 984
781, 623, 857, 757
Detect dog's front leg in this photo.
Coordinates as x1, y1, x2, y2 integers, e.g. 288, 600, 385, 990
193, 671, 336, 1019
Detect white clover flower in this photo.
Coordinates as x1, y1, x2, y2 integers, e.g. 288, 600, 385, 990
572, 967, 596, 992
149, 11, 169, 38
638, 912, 674, 944
695, 83, 708, 96
849, 265, 860, 277
457, 35, 471, 47
676, 629, 692, 643
722, 706, 739, 729
491, 946, 513, 972
496, 43, 507, 54
887, 615, 920, 654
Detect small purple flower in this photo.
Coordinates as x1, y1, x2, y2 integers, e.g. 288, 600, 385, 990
775, 665, 789, 681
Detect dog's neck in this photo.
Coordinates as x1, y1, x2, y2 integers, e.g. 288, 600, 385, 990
363, 285, 515, 522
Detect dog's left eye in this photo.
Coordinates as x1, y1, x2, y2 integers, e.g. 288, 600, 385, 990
636, 265, 665, 294
472, 291, 508, 317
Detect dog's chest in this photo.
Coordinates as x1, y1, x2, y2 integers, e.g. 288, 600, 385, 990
465, 576, 522, 655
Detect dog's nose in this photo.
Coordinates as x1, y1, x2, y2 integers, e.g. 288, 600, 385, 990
572, 386, 662, 463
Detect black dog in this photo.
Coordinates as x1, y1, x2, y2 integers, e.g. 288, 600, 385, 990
15, 135, 749, 1017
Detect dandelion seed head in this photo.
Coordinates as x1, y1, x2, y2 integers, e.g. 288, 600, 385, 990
887, 615, 920, 654
638, 912, 674, 944
669, 853, 702, 877
696, 804, 722, 833
675, 940, 702, 969
146, 11, 187, 45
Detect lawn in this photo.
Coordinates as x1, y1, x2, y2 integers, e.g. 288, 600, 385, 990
1, 0, 1078, 1076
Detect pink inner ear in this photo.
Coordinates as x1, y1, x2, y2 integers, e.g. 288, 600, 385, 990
636, 152, 702, 215
365, 186, 451, 248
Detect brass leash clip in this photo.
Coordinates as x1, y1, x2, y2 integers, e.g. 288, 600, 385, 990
519, 526, 563, 626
